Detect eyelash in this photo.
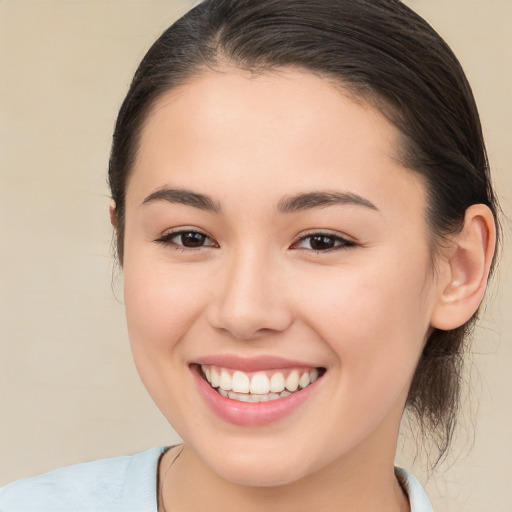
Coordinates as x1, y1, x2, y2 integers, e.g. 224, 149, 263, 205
154, 229, 357, 254
291, 232, 357, 253
155, 229, 218, 252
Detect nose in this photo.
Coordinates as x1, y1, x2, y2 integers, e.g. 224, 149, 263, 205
207, 249, 294, 341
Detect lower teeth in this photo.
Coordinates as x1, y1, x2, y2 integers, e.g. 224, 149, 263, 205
217, 388, 292, 402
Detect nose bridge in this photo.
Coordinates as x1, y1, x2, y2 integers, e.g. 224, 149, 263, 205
210, 245, 293, 340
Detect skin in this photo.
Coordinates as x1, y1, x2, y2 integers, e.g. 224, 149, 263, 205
116, 68, 495, 512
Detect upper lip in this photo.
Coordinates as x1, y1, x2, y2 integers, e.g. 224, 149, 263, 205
192, 354, 324, 373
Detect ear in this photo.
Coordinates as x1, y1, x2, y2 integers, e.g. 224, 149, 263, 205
109, 201, 118, 229
430, 204, 496, 330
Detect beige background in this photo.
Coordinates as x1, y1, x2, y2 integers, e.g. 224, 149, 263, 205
0, 1, 510, 510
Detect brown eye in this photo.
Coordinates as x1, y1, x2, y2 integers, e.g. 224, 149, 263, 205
156, 230, 217, 249
293, 233, 356, 252
180, 231, 208, 247
309, 235, 338, 251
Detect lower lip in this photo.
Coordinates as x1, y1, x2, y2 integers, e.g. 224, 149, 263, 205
192, 365, 321, 426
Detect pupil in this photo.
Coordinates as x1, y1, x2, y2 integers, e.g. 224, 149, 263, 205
181, 232, 205, 247
310, 235, 335, 250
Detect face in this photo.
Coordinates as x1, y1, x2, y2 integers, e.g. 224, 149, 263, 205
122, 68, 440, 486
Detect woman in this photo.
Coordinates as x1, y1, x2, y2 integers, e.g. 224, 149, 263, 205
0, 0, 500, 510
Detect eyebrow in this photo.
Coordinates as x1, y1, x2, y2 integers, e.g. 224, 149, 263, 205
142, 187, 221, 213
142, 187, 378, 215
277, 191, 379, 213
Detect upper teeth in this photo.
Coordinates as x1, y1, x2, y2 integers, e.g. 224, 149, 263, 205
202, 365, 319, 395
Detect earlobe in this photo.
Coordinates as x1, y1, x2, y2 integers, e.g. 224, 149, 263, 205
430, 204, 496, 330
109, 201, 118, 229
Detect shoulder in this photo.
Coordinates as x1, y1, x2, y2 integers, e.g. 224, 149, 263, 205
0, 446, 167, 512
395, 467, 434, 512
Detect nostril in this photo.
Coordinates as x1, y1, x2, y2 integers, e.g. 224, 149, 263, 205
206, 266, 294, 339
209, 308, 295, 341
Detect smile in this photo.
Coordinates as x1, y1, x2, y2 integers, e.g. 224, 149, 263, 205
201, 365, 322, 403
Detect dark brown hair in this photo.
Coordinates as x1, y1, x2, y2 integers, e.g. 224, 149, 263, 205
108, 0, 500, 461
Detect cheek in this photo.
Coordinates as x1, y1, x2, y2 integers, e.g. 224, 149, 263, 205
124, 263, 207, 350
296, 263, 432, 446
121, 237, 215, 391
122, 252, 212, 421
297, 254, 432, 389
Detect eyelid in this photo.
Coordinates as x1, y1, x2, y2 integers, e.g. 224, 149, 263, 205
153, 227, 356, 253
290, 230, 357, 252
154, 227, 219, 249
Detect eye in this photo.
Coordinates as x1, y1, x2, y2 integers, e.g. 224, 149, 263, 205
292, 233, 356, 252
155, 229, 218, 250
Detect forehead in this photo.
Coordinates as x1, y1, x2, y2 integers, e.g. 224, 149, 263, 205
128, 68, 425, 214
141, 67, 397, 156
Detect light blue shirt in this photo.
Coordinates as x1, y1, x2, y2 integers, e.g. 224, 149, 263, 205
0, 447, 433, 511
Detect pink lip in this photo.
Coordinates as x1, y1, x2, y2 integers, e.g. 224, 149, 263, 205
193, 354, 318, 372
191, 364, 322, 427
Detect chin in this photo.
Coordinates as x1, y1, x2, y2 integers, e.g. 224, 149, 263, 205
214, 460, 306, 488
193, 438, 316, 488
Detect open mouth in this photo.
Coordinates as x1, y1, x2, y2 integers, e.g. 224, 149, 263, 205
199, 364, 326, 403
